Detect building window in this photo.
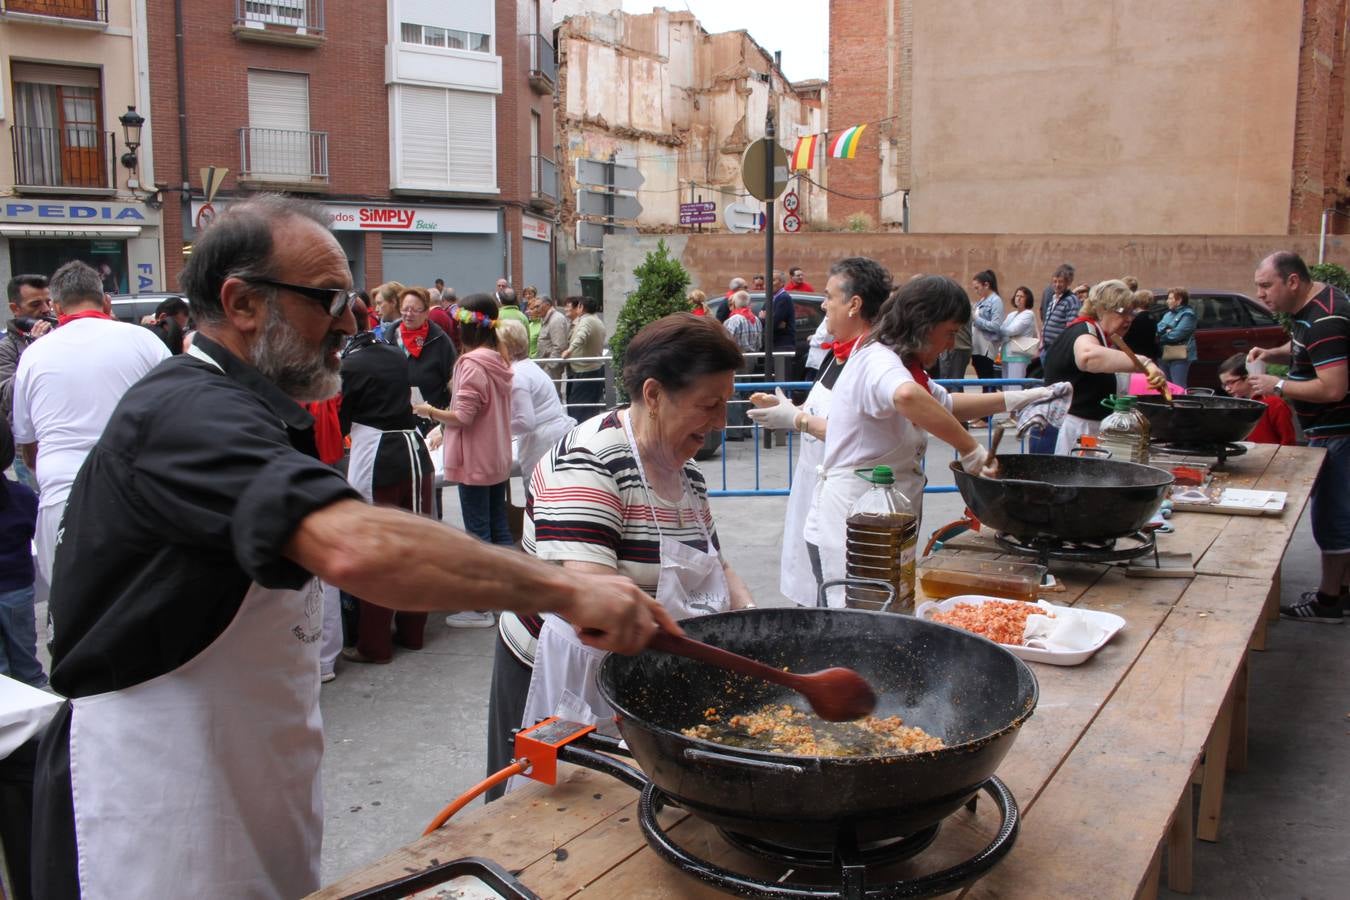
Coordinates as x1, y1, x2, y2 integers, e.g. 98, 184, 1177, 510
243, 0, 305, 26
400, 22, 489, 53
393, 84, 495, 192
10, 62, 111, 189
242, 69, 327, 182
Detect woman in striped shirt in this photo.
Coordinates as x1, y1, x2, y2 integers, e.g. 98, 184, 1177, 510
510, 314, 755, 747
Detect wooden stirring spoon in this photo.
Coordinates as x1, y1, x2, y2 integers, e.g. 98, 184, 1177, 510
1109, 333, 1174, 405
648, 629, 878, 722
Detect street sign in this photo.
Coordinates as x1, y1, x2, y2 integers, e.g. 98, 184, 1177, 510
199, 166, 228, 203
575, 157, 645, 192
679, 210, 717, 225
576, 220, 637, 249
680, 201, 715, 215
195, 202, 216, 230
723, 202, 760, 234
782, 213, 801, 233
782, 190, 799, 213
741, 138, 789, 202
577, 189, 642, 220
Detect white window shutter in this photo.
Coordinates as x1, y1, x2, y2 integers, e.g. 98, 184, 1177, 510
398, 85, 450, 185
395, 85, 495, 191
446, 91, 495, 190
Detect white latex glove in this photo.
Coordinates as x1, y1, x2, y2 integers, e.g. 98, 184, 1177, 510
426, 426, 444, 451
745, 387, 801, 431
1003, 386, 1054, 412
958, 443, 996, 476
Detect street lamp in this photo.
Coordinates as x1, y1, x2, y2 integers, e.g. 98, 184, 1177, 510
118, 106, 145, 171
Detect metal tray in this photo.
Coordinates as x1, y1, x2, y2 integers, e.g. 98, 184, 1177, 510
339, 856, 540, 900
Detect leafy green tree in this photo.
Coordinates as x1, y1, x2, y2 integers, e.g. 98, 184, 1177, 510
1310, 262, 1350, 294
610, 240, 692, 400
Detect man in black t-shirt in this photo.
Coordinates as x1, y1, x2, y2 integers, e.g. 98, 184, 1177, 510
31, 195, 675, 900
1248, 251, 1350, 623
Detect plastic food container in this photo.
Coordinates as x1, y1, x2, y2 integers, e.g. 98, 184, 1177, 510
916, 556, 1046, 604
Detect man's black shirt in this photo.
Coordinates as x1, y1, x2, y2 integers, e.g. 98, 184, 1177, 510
48, 334, 357, 697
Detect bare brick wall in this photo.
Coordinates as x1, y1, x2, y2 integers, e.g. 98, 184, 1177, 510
148, 0, 389, 288
606, 233, 1342, 306
1289, 0, 1346, 233
497, 0, 556, 290
826, 0, 892, 225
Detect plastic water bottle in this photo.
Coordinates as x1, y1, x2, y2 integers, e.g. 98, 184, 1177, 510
845, 466, 918, 612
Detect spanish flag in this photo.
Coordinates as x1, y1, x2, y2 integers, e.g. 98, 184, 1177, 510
828, 124, 866, 159
790, 134, 817, 171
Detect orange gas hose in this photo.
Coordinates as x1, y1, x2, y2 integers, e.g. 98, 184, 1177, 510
422, 761, 527, 835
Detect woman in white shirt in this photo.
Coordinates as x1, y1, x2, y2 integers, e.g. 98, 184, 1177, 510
753, 275, 1052, 605
998, 286, 1040, 382
496, 319, 576, 482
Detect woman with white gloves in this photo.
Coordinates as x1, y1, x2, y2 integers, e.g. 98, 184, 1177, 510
748, 257, 890, 606
751, 272, 1054, 605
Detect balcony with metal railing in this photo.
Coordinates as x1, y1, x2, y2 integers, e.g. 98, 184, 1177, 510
10, 125, 117, 193
233, 0, 324, 47
531, 155, 558, 207
238, 127, 328, 189
528, 34, 556, 93
0, 0, 107, 27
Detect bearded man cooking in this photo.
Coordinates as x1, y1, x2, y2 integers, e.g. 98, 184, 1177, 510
31, 195, 673, 900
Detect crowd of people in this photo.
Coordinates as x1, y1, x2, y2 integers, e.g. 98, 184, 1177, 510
0, 187, 1345, 899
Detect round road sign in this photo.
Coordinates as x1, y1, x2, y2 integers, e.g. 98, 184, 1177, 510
194, 203, 216, 230
782, 190, 800, 213
741, 138, 789, 202
782, 213, 802, 233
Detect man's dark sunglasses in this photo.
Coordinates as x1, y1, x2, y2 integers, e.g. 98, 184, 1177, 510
248, 278, 357, 317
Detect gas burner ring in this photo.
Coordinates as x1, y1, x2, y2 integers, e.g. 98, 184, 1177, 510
1152, 442, 1248, 465
994, 530, 1158, 567
636, 778, 1020, 900
716, 822, 941, 870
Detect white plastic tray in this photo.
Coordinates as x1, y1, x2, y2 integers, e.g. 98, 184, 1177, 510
915, 595, 1126, 666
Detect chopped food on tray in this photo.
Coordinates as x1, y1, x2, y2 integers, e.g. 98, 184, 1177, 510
682, 703, 944, 757
929, 599, 1049, 646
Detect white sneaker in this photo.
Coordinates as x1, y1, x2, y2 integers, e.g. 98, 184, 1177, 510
320, 670, 337, 683
445, 611, 496, 629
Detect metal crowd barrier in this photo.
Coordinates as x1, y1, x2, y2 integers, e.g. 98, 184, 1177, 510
706, 377, 1044, 498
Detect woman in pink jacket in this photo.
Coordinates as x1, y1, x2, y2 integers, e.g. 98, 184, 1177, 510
414, 293, 515, 549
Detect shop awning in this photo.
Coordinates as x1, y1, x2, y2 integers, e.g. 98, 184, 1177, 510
0, 224, 142, 239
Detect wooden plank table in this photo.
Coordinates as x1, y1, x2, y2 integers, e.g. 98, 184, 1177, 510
313, 445, 1325, 900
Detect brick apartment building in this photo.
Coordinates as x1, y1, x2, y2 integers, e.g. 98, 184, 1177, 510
827, 0, 1350, 237
146, 0, 558, 295
0, 0, 164, 302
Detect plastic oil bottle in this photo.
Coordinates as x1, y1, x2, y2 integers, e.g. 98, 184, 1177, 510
1098, 395, 1151, 464
845, 466, 918, 613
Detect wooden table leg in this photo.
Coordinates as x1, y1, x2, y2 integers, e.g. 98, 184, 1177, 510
1166, 781, 1195, 893
1264, 564, 1281, 623
1136, 844, 1162, 900
1226, 657, 1249, 773
1198, 679, 1236, 842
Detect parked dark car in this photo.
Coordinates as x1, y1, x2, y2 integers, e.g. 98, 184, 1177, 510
706, 291, 825, 382
1121, 290, 1286, 390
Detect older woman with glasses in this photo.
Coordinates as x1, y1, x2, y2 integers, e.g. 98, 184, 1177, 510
1042, 279, 1167, 454
381, 286, 457, 424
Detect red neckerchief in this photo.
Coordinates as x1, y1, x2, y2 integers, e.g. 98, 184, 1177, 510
1067, 315, 1106, 343
400, 322, 429, 358
904, 358, 933, 394
691, 306, 707, 317
56, 309, 114, 327
734, 306, 758, 323
820, 335, 861, 362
